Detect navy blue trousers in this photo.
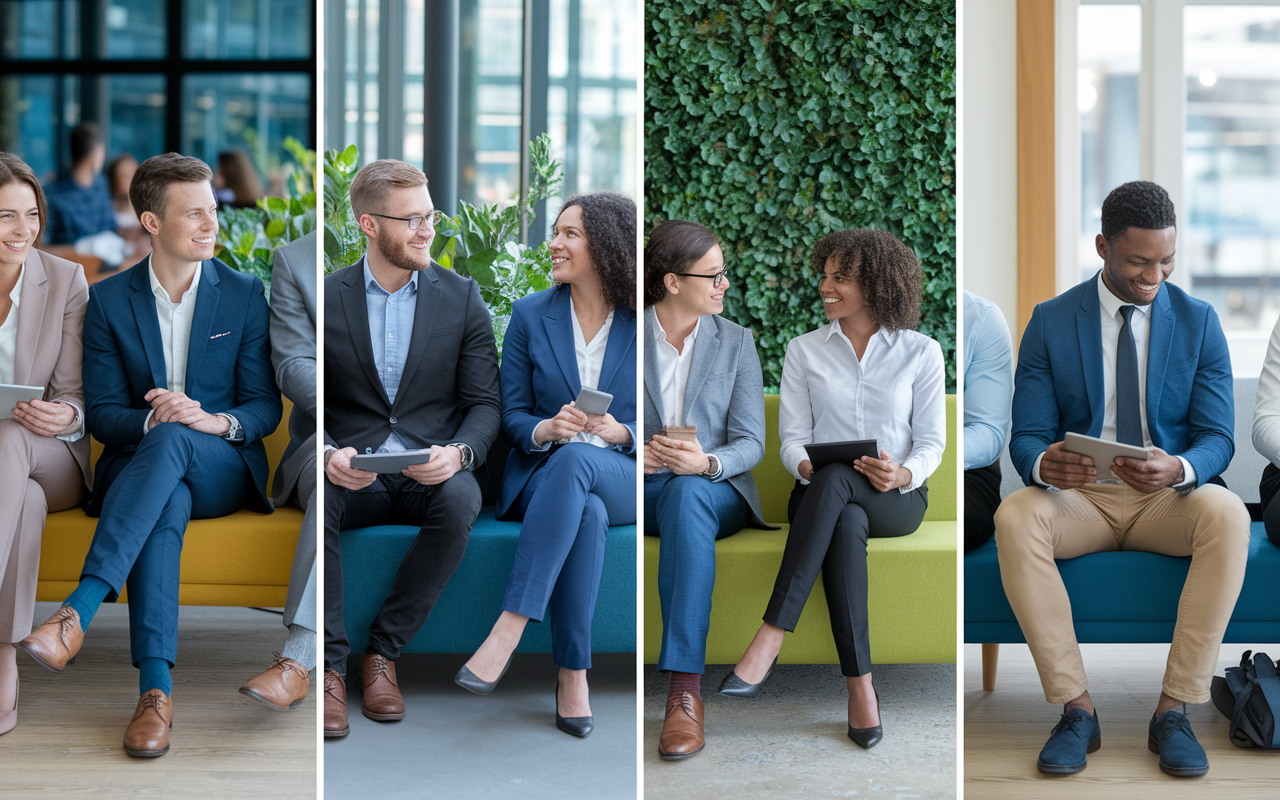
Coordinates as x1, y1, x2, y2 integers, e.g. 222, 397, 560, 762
644, 472, 746, 674
81, 423, 249, 666
501, 443, 635, 670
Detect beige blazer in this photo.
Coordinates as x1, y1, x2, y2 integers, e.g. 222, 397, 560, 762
16, 249, 91, 487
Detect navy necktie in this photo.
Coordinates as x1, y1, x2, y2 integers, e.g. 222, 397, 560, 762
1116, 305, 1143, 446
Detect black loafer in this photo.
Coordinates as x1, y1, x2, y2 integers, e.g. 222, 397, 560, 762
718, 657, 777, 698
555, 680, 593, 738
454, 653, 514, 695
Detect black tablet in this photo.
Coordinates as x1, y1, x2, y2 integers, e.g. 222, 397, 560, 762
805, 439, 880, 471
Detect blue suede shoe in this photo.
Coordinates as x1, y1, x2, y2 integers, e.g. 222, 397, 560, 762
1148, 709, 1209, 777
1036, 708, 1101, 774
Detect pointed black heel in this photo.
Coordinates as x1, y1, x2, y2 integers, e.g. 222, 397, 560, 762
717, 657, 777, 698
454, 652, 515, 695
847, 688, 883, 749
555, 678, 594, 738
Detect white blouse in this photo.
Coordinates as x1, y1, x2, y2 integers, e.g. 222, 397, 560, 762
0, 266, 23, 386
778, 320, 946, 493
532, 296, 614, 449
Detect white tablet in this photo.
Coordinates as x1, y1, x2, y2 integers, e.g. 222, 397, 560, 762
1063, 432, 1148, 481
0, 383, 45, 419
349, 448, 433, 474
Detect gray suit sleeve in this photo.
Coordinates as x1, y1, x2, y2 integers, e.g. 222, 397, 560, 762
269, 242, 317, 418
708, 326, 766, 480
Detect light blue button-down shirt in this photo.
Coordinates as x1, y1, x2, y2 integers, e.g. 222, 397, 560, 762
962, 291, 1013, 470
364, 260, 419, 454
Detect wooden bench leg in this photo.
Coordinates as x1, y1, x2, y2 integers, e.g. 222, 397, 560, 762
982, 643, 999, 691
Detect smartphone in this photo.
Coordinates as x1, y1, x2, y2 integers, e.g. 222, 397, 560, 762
574, 387, 613, 416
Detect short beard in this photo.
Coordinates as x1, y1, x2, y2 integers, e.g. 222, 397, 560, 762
375, 233, 431, 273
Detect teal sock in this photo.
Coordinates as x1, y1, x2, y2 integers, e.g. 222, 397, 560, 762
64, 576, 112, 631
139, 657, 172, 697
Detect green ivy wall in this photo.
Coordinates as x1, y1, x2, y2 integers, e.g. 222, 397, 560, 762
645, 0, 956, 389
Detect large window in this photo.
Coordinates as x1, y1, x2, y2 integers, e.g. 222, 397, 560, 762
0, 0, 315, 187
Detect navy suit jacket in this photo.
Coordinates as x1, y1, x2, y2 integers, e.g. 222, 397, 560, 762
1010, 273, 1234, 489
82, 256, 282, 513
495, 284, 637, 519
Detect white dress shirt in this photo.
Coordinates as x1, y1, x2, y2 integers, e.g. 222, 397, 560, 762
532, 296, 613, 449
1032, 273, 1195, 487
778, 321, 946, 493
1254, 314, 1280, 465
649, 305, 700, 428
0, 266, 83, 441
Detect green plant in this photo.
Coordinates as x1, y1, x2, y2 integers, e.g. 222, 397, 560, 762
323, 134, 565, 355
215, 137, 317, 296
645, 0, 956, 390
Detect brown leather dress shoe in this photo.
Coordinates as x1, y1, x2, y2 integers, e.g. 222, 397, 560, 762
16, 606, 83, 672
123, 689, 173, 758
323, 669, 349, 738
658, 691, 705, 760
359, 653, 405, 721
240, 652, 311, 710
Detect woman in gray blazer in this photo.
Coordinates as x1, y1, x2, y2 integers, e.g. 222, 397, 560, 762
643, 220, 770, 761
0, 154, 91, 736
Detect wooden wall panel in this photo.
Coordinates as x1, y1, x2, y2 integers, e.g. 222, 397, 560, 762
1016, 0, 1057, 338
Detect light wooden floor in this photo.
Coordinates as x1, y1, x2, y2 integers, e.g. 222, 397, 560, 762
964, 642, 1280, 797
0, 602, 316, 797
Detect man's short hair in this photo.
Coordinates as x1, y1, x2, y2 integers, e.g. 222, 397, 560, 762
129, 153, 214, 220
0, 152, 48, 245
349, 159, 428, 220
69, 123, 104, 165
1100, 180, 1177, 243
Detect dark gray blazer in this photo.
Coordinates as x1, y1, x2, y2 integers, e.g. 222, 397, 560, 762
269, 232, 317, 504
323, 257, 501, 463
643, 309, 773, 528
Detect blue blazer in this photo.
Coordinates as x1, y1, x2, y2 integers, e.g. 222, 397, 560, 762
1010, 273, 1234, 488
82, 256, 282, 513
495, 284, 637, 519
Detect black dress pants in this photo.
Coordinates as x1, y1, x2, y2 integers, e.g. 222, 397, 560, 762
964, 460, 1002, 552
1258, 463, 1280, 548
324, 471, 481, 675
764, 463, 928, 677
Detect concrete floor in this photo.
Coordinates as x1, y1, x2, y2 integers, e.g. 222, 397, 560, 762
323, 652, 637, 799
643, 663, 958, 798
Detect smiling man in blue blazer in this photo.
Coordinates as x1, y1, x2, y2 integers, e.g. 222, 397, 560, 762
995, 181, 1249, 778
18, 153, 281, 758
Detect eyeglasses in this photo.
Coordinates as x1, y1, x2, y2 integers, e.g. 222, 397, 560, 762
369, 210, 446, 230
673, 268, 729, 288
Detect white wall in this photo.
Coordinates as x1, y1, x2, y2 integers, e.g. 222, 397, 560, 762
960, 0, 1019, 329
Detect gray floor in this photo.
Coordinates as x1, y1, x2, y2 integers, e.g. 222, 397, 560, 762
643, 663, 957, 799
324, 652, 637, 799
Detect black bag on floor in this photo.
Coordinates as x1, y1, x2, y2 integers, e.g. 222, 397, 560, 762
1211, 650, 1280, 749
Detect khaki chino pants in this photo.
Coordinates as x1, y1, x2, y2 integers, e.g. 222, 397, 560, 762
994, 482, 1250, 704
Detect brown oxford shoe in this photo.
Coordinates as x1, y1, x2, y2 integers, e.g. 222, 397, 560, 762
323, 669, 350, 738
658, 691, 705, 760
240, 652, 311, 710
16, 605, 83, 672
359, 653, 405, 721
123, 689, 173, 758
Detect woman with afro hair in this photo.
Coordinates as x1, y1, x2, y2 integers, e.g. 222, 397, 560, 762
720, 229, 946, 750
455, 192, 637, 739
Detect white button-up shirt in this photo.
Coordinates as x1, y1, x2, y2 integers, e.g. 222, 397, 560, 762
778, 321, 946, 493
149, 259, 201, 395
0, 265, 83, 441
533, 296, 614, 449
649, 304, 700, 428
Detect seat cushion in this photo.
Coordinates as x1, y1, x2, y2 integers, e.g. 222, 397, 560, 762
964, 521, 1280, 643
339, 514, 636, 654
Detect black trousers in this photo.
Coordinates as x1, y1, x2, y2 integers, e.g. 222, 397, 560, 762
764, 463, 928, 677
1258, 463, 1280, 548
964, 460, 1002, 553
324, 471, 481, 675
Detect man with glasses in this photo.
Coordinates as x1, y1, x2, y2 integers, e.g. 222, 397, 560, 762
321, 159, 501, 738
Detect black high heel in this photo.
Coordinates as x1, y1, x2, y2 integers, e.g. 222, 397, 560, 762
718, 657, 777, 698
454, 652, 514, 695
555, 678, 593, 738
847, 688, 882, 749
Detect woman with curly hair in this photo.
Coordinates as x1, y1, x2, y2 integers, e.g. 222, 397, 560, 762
456, 192, 637, 738
720, 229, 946, 750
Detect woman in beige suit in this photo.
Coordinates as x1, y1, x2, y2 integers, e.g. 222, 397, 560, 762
0, 153, 91, 735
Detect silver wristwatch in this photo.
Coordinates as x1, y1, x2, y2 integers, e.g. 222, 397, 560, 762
449, 442, 475, 471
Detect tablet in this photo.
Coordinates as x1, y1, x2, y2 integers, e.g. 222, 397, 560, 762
1062, 432, 1148, 481
350, 449, 433, 474
0, 383, 45, 419
574, 387, 613, 416
805, 439, 879, 472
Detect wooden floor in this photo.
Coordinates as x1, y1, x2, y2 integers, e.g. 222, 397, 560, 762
0, 602, 316, 797
964, 642, 1280, 797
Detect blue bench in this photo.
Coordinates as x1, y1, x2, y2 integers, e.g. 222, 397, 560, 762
965, 377, 1280, 688
340, 514, 636, 654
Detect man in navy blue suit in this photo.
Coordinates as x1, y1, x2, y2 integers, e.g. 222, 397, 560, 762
996, 181, 1250, 777
18, 153, 281, 758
